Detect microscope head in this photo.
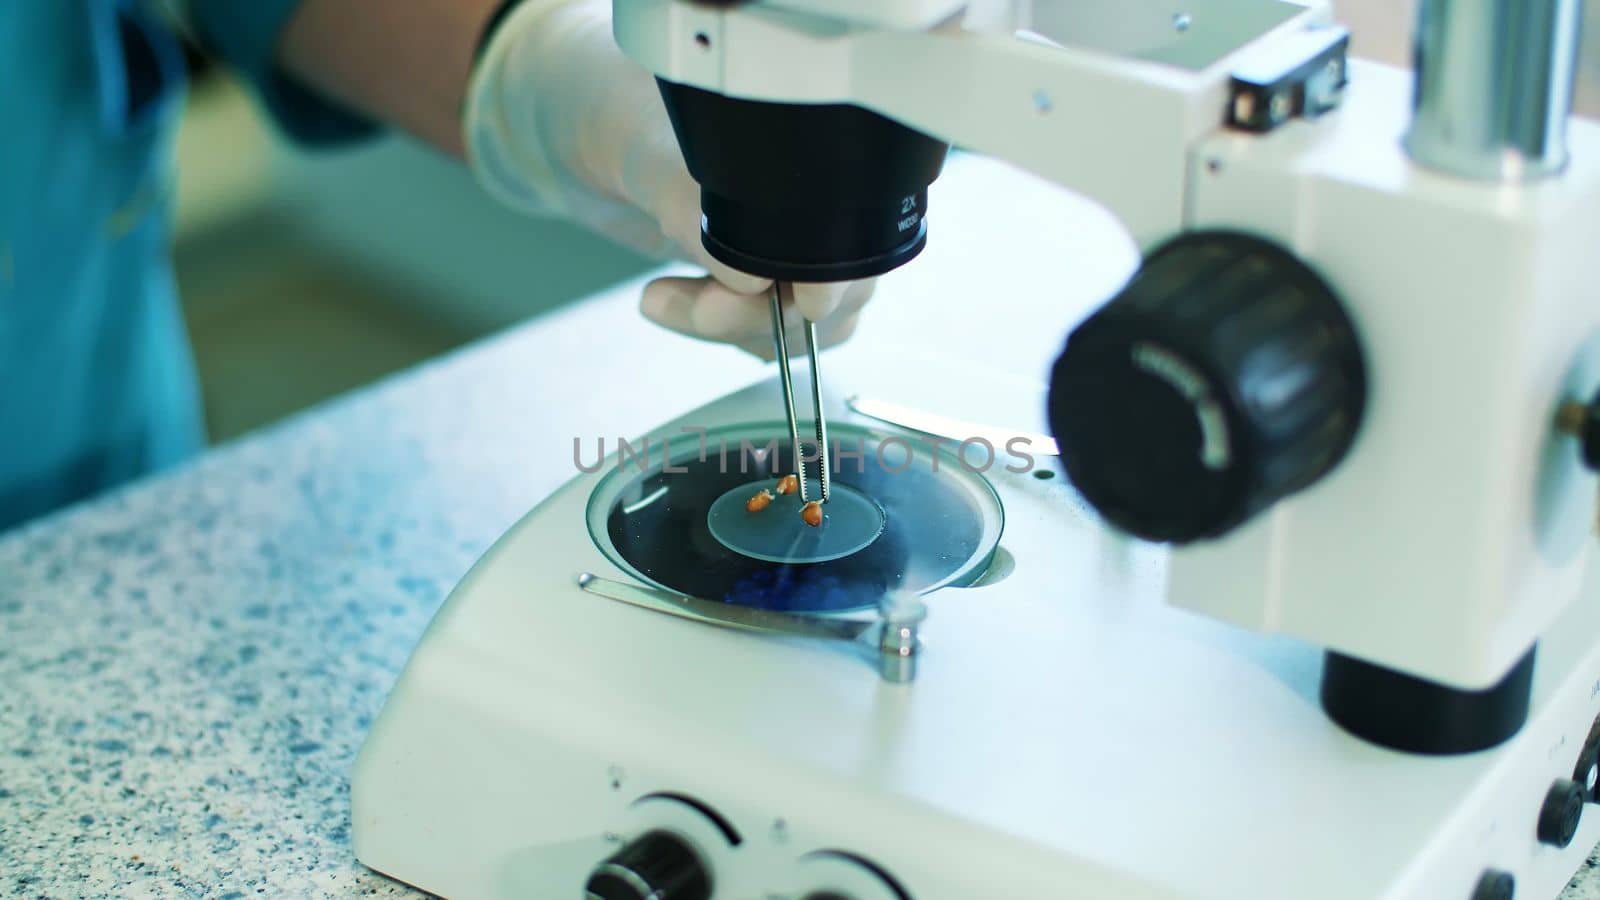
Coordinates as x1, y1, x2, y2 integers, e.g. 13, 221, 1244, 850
656, 81, 950, 282
615, 0, 962, 282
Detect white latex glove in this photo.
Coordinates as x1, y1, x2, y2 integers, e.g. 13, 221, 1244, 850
464, 0, 876, 357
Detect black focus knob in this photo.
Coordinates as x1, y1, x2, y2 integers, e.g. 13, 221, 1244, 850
1048, 231, 1367, 543
586, 830, 712, 900
1537, 778, 1585, 848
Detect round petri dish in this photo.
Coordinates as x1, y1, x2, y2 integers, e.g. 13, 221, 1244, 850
585, 422, 1004, 614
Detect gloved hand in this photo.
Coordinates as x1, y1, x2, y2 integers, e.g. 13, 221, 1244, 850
463, 0, 876, 358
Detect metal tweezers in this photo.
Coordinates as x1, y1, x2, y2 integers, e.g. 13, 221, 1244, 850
769, 283, 830, 503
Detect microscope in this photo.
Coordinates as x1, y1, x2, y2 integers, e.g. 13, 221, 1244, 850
352, 2, 1600, 898
623, 0, 1599, 752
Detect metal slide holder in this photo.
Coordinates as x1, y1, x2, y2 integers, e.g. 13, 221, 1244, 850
1405, 0, 1583, 181
576, 573, 926, 683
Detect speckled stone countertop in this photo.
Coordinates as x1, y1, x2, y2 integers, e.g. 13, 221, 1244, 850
0, 264, 764, 898
2, 158, 1599, 899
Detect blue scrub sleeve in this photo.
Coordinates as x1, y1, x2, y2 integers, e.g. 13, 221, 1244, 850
189, 0, 380, 145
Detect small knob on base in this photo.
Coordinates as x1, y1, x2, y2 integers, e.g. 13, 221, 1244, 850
1557, 393, 1600, 472
586, 830, 712, 900
1537, 778, 1585, 848
1470, 869, 1515, 900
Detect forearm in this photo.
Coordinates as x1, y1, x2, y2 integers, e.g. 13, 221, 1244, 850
276, 0, 506, 157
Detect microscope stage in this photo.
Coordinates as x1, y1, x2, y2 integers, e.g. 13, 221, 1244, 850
586, 421, 1002, 613
352, 367, 1600, 900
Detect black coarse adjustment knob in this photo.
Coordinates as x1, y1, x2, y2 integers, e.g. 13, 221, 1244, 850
1048, 231, 1367, 543
1537, 778, 1585, 848
586, 830, 712, 900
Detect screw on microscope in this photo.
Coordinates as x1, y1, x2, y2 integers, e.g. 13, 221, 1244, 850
876, 590, 927, 683
1268, 92, 1292, 123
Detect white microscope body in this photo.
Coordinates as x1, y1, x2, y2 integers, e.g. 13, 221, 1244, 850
615, 0, 1600, 719
352, 2, 1600, 898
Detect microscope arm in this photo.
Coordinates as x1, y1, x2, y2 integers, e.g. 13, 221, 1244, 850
614, 0, 1333, 247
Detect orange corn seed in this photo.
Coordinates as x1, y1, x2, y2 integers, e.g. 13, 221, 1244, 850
800, 500, 824, 527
